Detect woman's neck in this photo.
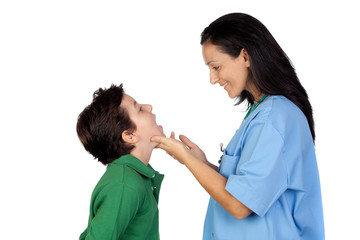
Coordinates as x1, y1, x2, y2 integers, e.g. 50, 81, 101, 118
246, 80, 264, 103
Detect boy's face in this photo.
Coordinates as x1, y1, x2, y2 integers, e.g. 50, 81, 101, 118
120, 94, 165, 143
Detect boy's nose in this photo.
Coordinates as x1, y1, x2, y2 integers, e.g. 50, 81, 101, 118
144, 104, 153, 112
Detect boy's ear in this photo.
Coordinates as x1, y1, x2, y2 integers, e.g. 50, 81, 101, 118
122, 130, 138, 144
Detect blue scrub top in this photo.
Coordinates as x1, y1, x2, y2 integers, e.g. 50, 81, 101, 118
203, 96, 324, 240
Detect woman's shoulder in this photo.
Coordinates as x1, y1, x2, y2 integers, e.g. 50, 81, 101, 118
263, 95, 310, 136
241, 95, 308, 135
248, 95, 308, 132
264, 95, 305, 119
249, 96, 297, 122
268, 95, 298, 109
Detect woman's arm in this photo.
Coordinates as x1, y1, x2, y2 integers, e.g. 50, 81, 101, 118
151, 134, 252, 220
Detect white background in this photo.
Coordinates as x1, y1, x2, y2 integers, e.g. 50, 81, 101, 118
1, 0, 359, 239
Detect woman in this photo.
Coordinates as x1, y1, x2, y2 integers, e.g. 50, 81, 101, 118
152, 13, 324, 239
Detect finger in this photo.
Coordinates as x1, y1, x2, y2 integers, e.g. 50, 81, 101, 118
151, 135, 174, 152
170, 131, 175, 139
179, 134, 198, 149
151, 135, 166, 144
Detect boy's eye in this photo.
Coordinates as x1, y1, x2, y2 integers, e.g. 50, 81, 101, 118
139, 106, 143, 112
212, 66, 219, 71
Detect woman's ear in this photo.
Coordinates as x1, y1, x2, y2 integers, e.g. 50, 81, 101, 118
122, 130, 138, 144
237, 48, 251, 68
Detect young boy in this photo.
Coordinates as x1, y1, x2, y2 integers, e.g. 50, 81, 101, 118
77, 84, 165, 240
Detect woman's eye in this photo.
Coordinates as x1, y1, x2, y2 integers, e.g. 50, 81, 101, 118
139, 106, 143, 112
212, 66, 219, 71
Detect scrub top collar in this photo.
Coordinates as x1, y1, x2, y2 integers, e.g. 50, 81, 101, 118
110, 154, 161, 180
242, 95, 270, 125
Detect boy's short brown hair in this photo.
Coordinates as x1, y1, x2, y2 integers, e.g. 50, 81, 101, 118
76, 84, 136, 165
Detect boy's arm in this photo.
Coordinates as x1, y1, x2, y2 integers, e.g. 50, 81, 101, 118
83, 184, 140, 239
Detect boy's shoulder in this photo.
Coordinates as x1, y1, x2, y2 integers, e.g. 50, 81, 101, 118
101, 162, 144, 190
94, 154, 154, 195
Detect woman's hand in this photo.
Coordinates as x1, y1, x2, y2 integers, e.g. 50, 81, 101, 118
151, 132, 207, 165
151, 132, 194, 164
152, 132, 217, 170
178, 134, 208, 164
151, 132, 251, 219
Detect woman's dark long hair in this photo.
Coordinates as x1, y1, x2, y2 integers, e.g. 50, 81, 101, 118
201, 13, 315, 141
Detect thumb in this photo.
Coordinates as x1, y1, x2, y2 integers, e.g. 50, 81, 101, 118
179, 134, 198, 149
150, 135, 164, 143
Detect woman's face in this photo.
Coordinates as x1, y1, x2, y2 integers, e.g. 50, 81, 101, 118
202, 42, 252, 99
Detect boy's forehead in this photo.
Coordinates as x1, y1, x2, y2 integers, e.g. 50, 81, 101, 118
120, 94, 136, 109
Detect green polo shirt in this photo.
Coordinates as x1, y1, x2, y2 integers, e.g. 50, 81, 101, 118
79, 154, 164, 240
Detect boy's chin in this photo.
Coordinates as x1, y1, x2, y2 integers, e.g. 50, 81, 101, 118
157, 125, 166, 137
158, 125, 164, 132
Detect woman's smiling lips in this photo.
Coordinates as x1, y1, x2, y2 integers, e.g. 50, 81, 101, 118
221, 82, 229, 90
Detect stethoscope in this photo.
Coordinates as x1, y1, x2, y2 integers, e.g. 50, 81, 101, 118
218, 143, 224, 164
217, 96, 268, 165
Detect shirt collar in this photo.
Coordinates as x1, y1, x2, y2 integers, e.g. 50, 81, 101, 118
110, 154, 158, 179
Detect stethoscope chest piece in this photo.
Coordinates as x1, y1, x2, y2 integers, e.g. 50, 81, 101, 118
218, 143, 224, 164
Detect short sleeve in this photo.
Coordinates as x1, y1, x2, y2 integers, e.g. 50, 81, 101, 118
84, 184, 141, 239
225, 120, 287, 217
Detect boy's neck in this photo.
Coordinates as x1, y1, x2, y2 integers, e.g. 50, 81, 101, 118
130, 147, 154, 165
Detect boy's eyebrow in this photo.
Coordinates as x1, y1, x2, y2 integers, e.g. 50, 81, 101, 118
133, 100, 137, 108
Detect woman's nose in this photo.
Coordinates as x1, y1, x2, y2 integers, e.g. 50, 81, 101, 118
210, 71, 220, 85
